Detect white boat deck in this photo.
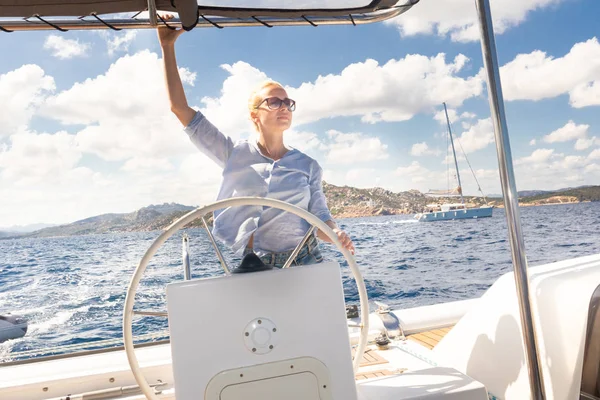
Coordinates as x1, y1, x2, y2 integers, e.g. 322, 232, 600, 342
4, 335, 459, 399
0, 329, 455, 400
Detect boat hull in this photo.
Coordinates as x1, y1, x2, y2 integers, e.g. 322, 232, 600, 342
416, 206, 493, 222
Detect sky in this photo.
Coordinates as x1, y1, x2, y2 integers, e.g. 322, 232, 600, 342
0, 0, 599, 228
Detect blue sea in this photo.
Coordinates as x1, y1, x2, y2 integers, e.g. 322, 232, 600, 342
1, 202, 599, 361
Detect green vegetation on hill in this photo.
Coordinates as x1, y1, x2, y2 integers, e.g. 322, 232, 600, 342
519, 186, 600, 204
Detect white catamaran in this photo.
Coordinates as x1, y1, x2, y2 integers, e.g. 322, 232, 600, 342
415, 103, 493, 222
0, 1, 598, 400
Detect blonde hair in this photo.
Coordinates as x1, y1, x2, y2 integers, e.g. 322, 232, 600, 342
248, 80, 285, 131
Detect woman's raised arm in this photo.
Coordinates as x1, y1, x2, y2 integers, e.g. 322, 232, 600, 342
157, 19, 196, 127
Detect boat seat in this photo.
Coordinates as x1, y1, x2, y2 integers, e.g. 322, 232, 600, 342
433, 253, 600, 399
166, 261, 357, 400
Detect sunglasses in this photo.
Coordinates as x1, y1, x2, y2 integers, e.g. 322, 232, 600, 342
256, 97, 296, 112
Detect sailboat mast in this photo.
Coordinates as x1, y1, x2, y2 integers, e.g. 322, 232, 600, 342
443, 102, 464, 204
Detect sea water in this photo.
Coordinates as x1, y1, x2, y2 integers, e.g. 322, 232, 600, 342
1, 202, 598, 360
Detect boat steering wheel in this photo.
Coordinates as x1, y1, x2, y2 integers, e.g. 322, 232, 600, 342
123, 196, 370, 400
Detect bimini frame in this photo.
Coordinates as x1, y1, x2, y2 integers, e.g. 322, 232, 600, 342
0, 0, 546, 398
0, 0, 417, 32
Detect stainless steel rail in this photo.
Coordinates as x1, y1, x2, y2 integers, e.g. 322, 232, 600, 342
201, 216, 231, 275
475, 0, 546, 398
282, 226, 316, 269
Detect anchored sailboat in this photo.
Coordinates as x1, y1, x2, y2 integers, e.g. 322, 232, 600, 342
415, 103, 493, 222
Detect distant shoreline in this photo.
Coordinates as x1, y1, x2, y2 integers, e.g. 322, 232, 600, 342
334, 200, 590, 218
2, 183, 598, 239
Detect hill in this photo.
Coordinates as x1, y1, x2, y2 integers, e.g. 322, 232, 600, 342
518, 185, 600, 205
13, 203, 196, 238
4, 184, 598, 239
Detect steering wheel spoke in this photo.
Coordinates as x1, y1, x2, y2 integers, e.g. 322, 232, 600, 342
200, 215, 231, 275
133, 310, 169, 317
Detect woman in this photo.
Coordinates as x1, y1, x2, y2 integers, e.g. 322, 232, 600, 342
158, 21, 354, 268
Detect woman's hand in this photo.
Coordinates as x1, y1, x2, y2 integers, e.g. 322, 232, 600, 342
333, 228, 355, 255
157, 14, 184, 48
316, 220, 356, 255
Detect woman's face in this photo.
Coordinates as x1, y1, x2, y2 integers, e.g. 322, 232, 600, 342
253, 86, 294, 134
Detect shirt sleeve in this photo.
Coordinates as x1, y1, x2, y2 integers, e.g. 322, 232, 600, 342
184, 111, 234, 169
308, 161, 333, 223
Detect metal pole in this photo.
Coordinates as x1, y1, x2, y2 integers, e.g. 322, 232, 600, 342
282, 226, 316, 269
147, 0, 157, 26
182, 233, 191, 280
474, 0, 546, 398
443, 102, 464, 204
201, 216, 231, 275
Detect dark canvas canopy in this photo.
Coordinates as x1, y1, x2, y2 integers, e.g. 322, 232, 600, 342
0, 0, 411, 31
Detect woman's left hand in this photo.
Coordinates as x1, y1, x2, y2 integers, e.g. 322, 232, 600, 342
333, 228, 355, 255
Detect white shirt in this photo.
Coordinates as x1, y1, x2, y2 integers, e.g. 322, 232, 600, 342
185, 111, 332, 256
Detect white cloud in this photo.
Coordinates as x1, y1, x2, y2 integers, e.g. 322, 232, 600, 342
541, 121, 597, 151
178, 153, 223, 192
0, 65, 55, 136
434, 108, 458, 125
0, 138, 224, 227
543, 121, 588, 143
0, 50, 227, 226
387, 0, 564, 42
433, 108, 476, 126
0, 164, 221, 227
42, 51, 195, 162
43, 50, 191, 126
324, 130, 389, 165
396, 161, 429, 181
410, 142, 441, 157
570, 80, 600, 108
284, 130, 325, 153
345, 168, 377, 183
530, 139, 537, 146
513, 147, 600, 190
411, 142, 429, 156
43, 35, 90, 59
575, 137, 598, 151
585, 163, 600, 174
103, 31, 138, 56
500, 38, 600, 107
516, 148, 557, 164
199, 61, 269, 137
201, 54, 483, 135
292, 54, 482, 126
391, 158, 500, 195
588, 149, 600, 161
0, 130, 83, 185
121, 156, 174, 173
454, 118, 495, 154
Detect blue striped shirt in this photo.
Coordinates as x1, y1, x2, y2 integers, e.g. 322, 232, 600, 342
185, 112, 332, 256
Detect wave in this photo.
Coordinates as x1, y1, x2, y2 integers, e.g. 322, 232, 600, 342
29, 306, 90, 335
355, 219, 417, 226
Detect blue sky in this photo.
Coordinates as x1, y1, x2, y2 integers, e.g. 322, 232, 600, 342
1, 0, 599, 227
